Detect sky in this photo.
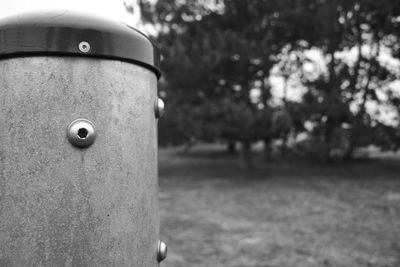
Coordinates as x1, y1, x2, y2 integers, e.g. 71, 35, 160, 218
0, 0, 140, 26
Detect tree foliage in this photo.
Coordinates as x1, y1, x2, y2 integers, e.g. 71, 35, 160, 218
137, 0, 400, 163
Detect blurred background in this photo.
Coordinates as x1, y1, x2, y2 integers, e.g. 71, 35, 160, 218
2, 0, 400, 266
140, 2, 400, 266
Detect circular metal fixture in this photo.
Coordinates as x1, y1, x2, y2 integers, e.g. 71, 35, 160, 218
155, 98, 165, 119
157, 240, 167, 262
0, 10, 161, 78
78, 41, 91, 53
67, 119, 97, 148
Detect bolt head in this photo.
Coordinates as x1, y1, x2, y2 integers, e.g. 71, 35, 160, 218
67, 119, 96, 148
157, 240, 167, 262
155, 98, 165, 119
78, 41, 91, 53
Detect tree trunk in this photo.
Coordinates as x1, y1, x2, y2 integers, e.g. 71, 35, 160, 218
323, 124, 333, 164
181, 137, 196, 154
280, 132, 289, 158
343, 141, 354, 161
240, 140, 254, 170
227, 140, 237, 154
263, 138, 273, 162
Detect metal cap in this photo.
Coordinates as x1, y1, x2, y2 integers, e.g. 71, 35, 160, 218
0, 10, 160, 78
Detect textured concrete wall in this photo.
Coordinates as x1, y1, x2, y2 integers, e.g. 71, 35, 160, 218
0, 57, 159, 266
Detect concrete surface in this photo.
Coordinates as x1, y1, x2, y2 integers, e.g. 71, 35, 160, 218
0, 57, 159, 266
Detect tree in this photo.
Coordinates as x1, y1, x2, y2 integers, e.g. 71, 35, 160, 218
134, 0, 400, 164
138, 0, 284, 167
277, 0, 400, 161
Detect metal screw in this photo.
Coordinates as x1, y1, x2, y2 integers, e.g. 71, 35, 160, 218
78, 41, 91, 53
67, 119, 97, 148
155, 97, 165, 119
157, 240, 167, 262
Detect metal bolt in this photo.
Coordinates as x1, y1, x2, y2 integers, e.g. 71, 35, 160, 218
78, 41, 91, 53
67, 119, 97, 148
157, 240, 167, 262
155, 97, 165, 119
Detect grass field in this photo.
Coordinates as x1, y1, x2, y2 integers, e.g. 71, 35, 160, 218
158, 144, 400, 267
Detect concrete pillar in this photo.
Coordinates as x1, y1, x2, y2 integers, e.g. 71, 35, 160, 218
0, 11, 163, 267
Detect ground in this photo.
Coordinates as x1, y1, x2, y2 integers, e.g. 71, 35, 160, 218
158, 144, 400, 267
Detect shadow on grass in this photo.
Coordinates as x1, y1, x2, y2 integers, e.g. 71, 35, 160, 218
160, 145, 400, 182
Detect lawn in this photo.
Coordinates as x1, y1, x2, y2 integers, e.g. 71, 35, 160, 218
158, 144, 400, 267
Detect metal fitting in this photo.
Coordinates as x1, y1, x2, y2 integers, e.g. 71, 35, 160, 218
67, 119, 97, 148
78, 41, 91, 53
155, 97, 165, 119
157, 240, 167, 262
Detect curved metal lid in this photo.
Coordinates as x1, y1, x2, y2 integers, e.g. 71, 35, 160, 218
0, 10, 160, 78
